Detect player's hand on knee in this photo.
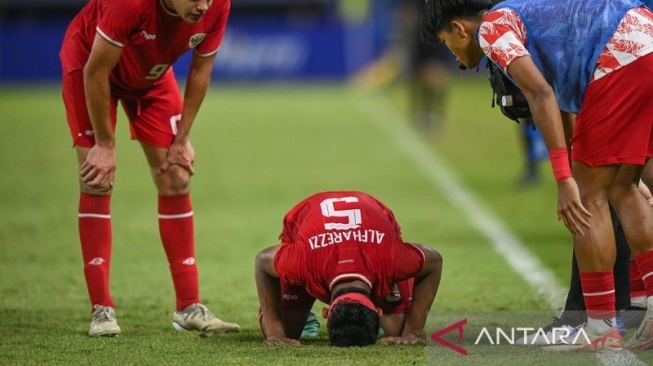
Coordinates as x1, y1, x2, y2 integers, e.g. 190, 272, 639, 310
556, 178, 591, 236
158, 140, 195, 176
80, 146, 116, 190
262, 337, 301, 346
379, 335, 425, 345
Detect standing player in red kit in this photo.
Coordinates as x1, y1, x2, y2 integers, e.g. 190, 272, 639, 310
59, 0, 240, 337
255, 191, 443, 346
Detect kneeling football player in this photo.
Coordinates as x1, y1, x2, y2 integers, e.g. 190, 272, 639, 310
255, 191, 443, 346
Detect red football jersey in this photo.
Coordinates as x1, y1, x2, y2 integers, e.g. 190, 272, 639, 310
60, 0, 230, 91
274, 191, 425, 306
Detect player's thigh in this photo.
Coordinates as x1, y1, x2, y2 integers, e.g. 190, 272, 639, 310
280, 281, 316, 339
378, 278, 414, 336
121, 73, 182, 150
62, 70, 118, 149
571, 163, 616, 198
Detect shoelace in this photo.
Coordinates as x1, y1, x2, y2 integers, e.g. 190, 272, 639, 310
542, 317, 568, 332
183, 304, 214, 321
92, 306, 116, 322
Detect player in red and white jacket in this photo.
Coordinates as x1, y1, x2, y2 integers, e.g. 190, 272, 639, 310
60, 0, 238, 337
255, 191, 443, 346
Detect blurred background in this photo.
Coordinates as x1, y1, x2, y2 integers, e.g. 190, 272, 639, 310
0, 0, 405, 82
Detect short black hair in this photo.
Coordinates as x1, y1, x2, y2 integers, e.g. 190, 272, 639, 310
421, 0, 493, 45
327, 287, 380, 347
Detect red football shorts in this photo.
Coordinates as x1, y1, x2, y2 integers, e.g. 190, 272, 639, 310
280, 281, 316, 313
572, 53, 653, 167
62, 70, 183, 148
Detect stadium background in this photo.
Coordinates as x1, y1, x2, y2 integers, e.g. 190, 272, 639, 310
0, 0, 392, 83
3, 1, 652, 365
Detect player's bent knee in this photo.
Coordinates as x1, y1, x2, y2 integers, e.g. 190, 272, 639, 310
607, 184, 636, 205
156, 166, 190, 194
80, 182, 113, 195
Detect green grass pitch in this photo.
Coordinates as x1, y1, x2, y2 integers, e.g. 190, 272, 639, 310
0, 79, 651, 365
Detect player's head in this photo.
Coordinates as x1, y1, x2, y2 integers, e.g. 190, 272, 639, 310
421, 0, 491, 69
163, 0, 213, 23
326, 287, 380, 347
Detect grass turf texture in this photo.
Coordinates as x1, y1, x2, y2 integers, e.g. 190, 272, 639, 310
1, 80, 651, 365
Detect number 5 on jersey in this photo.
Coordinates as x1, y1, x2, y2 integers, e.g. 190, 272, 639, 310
320, 197, 362, 230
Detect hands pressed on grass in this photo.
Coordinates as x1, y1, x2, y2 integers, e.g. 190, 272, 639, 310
263, 337, 302, 346
379, 335, 425, 346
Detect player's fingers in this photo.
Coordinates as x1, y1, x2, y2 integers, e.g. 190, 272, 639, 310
566, 212, 586, 237
81, 169, 99, 183
263, 338, 300, 346
80, 164, 94, 179
574, 205, 592, 229
80, 163, 91, 175
177, 160, 195, 176
571, 212, 591, 231
108, 169, 116, 188
86, 173, 106, 189
379, 337, 399, 345
379, 337, 392, 345
157, 161, 170, 175
559, 214, 575, 236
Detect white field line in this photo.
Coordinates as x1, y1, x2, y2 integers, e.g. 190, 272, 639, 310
353, 92, 645, 366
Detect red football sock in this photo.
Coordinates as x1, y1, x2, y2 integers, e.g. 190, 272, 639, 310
580, 271, 616, 319
635, 250, 653, 297
630, 260, 647, 299
158, 194, 200, 311
79, 193, 114, 311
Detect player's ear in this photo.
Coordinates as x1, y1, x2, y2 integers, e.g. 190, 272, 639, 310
376, 307, 383, 316
451, 20, 466, 38
321, 307, 329, 319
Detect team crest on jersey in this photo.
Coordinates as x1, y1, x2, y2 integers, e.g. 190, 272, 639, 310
189, 33, 206, 48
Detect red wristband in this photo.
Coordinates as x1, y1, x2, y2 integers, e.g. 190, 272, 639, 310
548, 147, 571, 181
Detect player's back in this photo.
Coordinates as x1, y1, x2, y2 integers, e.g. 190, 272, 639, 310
276, 191, 409, 303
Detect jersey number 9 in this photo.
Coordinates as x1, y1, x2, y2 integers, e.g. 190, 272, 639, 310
146, 64, 169, 80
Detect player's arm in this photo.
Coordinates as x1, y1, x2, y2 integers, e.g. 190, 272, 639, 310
255, 245, 300, 346
80, 34, 123, 189
179, 52, 215, 142
381, 243, 442, 345
402, 244, 442, 338
158, 52, 216, 175
507, 57, 591, 236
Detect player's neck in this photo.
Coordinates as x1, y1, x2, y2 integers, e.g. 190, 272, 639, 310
331, 280, 371, 295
